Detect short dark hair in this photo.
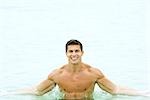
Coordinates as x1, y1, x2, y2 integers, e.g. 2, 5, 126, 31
65, 39, 83, 52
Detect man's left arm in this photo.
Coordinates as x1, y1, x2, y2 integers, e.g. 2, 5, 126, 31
97, 76, 150, 97
92, 68, 150, 97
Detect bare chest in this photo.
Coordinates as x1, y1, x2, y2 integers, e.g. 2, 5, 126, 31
54, 72, 96, 92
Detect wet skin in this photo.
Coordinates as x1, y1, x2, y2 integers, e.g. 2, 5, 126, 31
48, 64, 103, 99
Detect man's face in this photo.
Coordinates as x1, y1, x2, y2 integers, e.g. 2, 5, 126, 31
66, 45, 83, 64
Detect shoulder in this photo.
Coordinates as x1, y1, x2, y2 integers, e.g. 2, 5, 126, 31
84, 63, 104, 78
48, 65, 66, 79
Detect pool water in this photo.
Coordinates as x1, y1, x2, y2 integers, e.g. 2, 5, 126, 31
0, 88, 149, 100
0, 0, 150, 100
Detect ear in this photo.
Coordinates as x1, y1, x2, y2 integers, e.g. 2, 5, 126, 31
82, 51, 84, 55
65, 52, 67, 56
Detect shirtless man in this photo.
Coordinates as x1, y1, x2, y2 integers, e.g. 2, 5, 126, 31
2, 39, 150, 99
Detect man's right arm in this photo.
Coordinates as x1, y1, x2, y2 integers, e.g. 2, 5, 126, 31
1, 78, 56, 96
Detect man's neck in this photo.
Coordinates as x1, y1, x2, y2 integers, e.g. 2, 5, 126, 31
67, 63, 83, 73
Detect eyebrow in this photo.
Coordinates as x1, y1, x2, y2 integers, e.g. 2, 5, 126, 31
68, 49, 80, 52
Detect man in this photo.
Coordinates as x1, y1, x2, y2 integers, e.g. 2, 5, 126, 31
2, 39, 150, 99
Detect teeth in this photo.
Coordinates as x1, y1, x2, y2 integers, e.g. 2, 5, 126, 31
71, 57, 77, 60
72, 58, 76, 60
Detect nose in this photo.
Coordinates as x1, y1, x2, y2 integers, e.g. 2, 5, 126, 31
72, 51, 77, 56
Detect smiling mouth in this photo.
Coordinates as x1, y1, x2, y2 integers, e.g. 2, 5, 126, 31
70, 57, 79, 61
71, 58, 78, 61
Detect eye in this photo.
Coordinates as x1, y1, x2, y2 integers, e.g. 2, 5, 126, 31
75, 50, 79, 52
68, 50, 73, 53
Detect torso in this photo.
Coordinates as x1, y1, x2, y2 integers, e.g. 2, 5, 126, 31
49, 63, 103, 99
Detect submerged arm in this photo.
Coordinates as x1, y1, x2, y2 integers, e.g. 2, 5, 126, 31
3, 78, 56, 96
93, 68, 150, 97
97, 76, 150, 97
